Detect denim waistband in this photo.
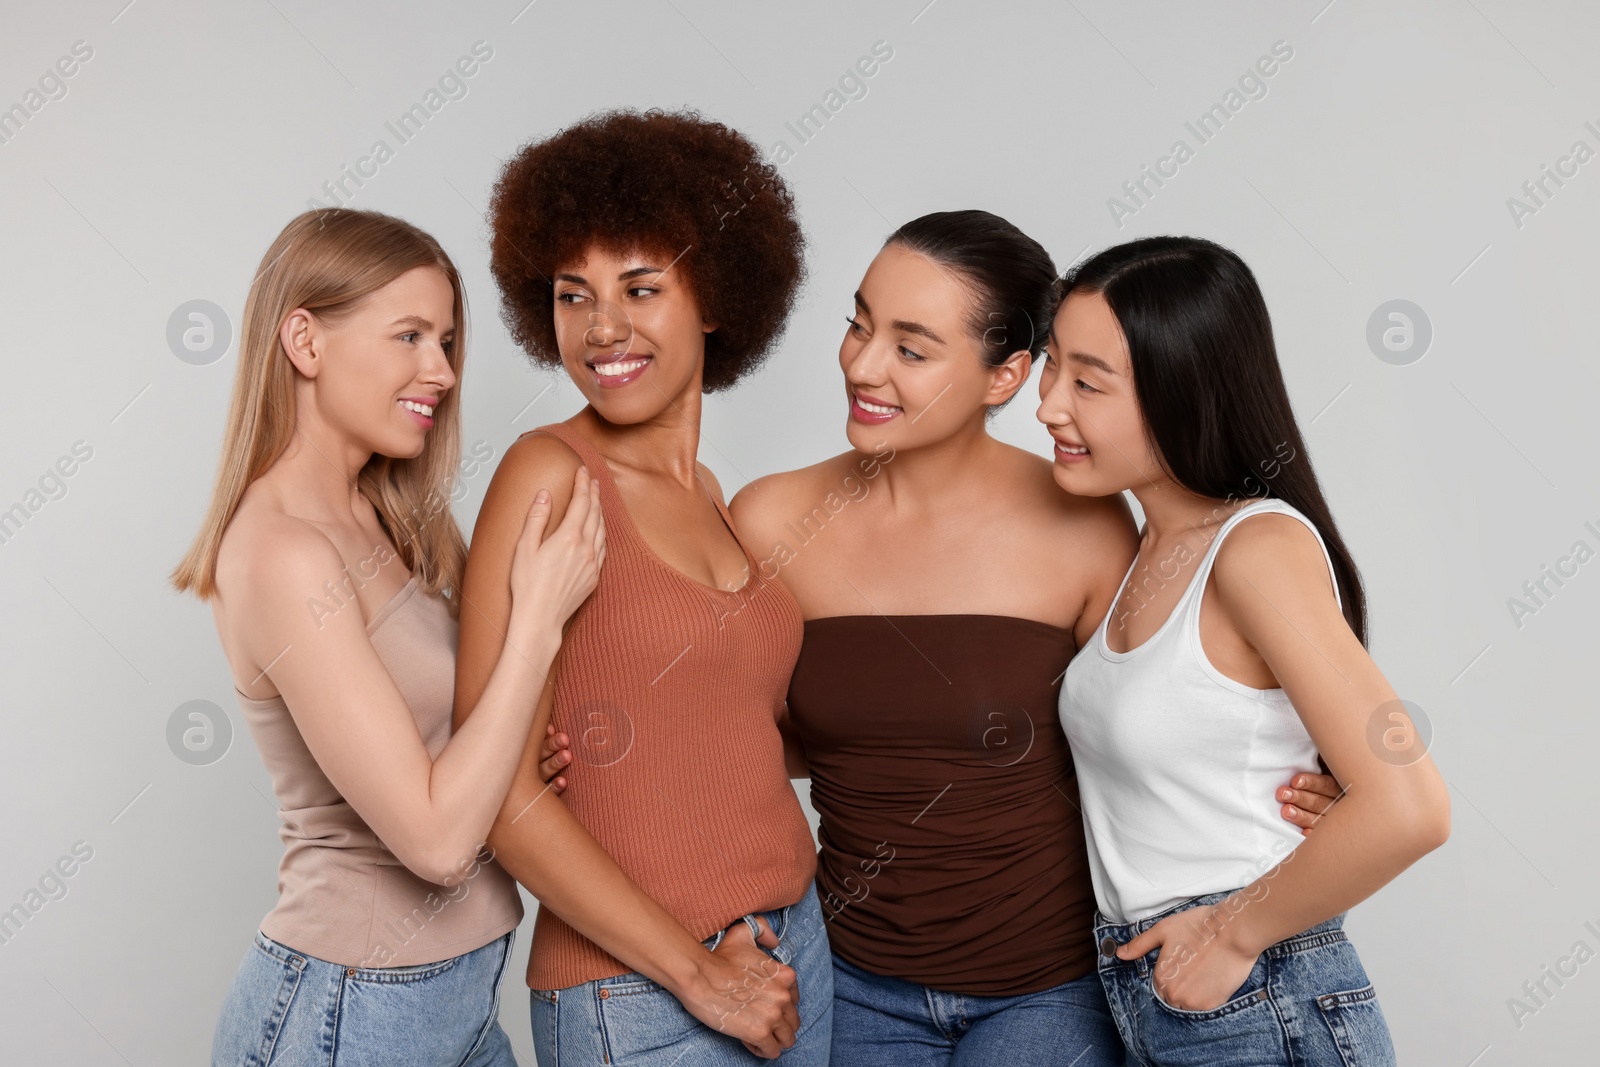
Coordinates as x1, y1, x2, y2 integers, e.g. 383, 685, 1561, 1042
1093, 889, 1348, 961
702, 879, 818, 958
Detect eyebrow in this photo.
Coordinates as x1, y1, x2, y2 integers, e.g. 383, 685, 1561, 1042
388, 315, 452, 334
555, 265, 666, 285
853, 290, 947, 346
1065, 349, 1119, 375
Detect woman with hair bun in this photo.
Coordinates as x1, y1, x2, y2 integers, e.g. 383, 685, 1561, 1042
455, 108, 831, 1064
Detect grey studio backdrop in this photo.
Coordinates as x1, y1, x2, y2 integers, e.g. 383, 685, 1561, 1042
1, 0, 1594, 1062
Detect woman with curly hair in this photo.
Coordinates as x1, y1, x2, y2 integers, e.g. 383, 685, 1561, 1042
452, 108, 829, 1064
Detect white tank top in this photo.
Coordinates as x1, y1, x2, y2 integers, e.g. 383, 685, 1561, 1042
1059, 498, 1339, 924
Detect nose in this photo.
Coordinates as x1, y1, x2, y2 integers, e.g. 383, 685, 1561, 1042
845, 333, 891, 388
1035, 367, 1073, 429
423, 338, 457, 392
583, 297, 633, 350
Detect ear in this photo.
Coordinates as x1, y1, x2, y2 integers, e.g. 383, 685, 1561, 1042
986, 348, 1035, 406
701, 315, 719, 334
279, 308, 322, 377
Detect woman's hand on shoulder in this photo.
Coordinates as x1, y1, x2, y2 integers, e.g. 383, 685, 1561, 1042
463, 433, 601, 654
505, 464, 605, 639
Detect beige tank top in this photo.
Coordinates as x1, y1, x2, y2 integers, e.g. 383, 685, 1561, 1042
234, 573, 523, 967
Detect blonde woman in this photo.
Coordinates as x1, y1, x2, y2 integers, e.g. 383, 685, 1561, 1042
173, 208, 606, 1066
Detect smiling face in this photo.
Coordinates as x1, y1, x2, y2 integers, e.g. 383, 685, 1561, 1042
286, 264, 459, 460
551, 241, 716, 423
839, 242, 1030, 452
1036, 288, 1166, 496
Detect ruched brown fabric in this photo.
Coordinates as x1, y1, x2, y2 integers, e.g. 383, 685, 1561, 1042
787, 614, 1097, 996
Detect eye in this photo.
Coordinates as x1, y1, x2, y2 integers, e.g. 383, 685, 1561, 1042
399, 331, 420, 344
1075, 378, 1100, 394
556, 290, 587, 305
628, 285, 658, 298
844, 315, 866, 335
898, 345, 925, 362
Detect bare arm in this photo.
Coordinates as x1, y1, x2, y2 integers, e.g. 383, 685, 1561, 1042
454, 433, 801, 1058
1119, 514, 1449, 1009
226, 481, 597, 885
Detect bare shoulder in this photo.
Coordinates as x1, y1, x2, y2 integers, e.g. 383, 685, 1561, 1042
214, 496, 344, 611
484, 429, 588, 528
1212, 509, 1336, 603
730, 452, 863, 541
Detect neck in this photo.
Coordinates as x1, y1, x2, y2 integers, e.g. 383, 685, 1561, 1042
1129, 477, 1247, 545
868, 413, 1000, 512
575, 374, 705, 487
271, 386, 378, 524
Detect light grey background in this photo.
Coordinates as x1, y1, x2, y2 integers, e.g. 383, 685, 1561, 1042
2, 0, 1594, 1062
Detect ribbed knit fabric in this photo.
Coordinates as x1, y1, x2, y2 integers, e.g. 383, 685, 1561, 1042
522, 422, 816, 991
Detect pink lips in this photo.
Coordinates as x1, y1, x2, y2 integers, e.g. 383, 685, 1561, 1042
850, 391, 902, 425
399, 397, 437, 429
587, 352, 653, 390
1052, 436, 1090, 464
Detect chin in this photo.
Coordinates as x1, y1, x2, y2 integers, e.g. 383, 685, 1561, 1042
1050, 465, 1102, 496
844, 419, 901, 454
583, 387, 671, 427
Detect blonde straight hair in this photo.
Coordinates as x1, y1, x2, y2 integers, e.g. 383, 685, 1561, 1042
171, 208, 470, 617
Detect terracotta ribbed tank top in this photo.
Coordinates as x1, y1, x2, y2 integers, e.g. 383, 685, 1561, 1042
523, 422, 816, 991
787, 614, 1097, 996
234, 573, 524, 967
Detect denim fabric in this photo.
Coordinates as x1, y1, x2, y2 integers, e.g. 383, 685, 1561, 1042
830, 951, 1126, 1066
1095, 890, 1396, 1066
210, 929, 517, 1066
529, 879, 831, 1065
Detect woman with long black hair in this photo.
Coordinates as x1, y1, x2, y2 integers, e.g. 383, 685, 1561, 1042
1043, 235, 1449, 1064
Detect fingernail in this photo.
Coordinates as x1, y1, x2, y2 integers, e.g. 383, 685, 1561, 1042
1286, 805, 1298, 816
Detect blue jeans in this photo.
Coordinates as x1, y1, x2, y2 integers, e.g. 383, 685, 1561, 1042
1095, 890, 1396, 1066
211, 928, 517, 1066
830, 951, 1125, 1066
529, 880, 831, 1065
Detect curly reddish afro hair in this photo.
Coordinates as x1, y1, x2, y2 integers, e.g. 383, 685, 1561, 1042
488, 108, 806, 393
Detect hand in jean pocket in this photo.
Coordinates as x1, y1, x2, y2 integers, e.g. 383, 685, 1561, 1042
1118, 903, 1261, 1013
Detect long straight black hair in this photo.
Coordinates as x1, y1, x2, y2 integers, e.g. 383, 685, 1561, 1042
1060, 235, 1367, 646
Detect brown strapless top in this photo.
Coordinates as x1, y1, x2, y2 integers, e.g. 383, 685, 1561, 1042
786, 613, 1096, 996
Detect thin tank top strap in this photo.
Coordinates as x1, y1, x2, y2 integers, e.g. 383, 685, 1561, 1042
521, 422, 759, 577
519, 423, 644, 553
1178, 498, 1342, 638
521, 422, 617, 490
